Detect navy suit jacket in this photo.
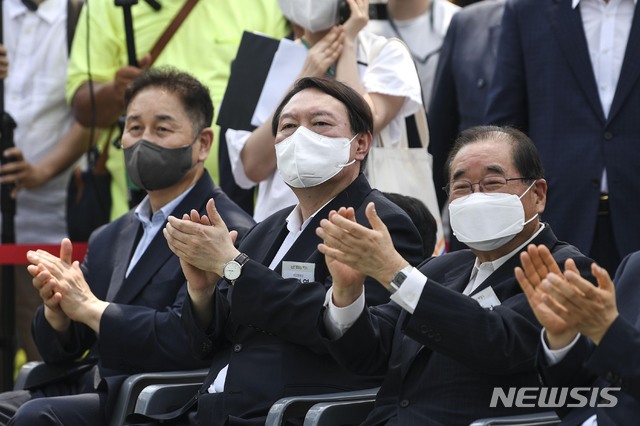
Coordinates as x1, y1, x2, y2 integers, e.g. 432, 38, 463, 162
182, 174, 424, 426
484, 0, 640, 259
428, 0, 505, 209
31, 171, 255, 417
539, 251, 640, 425
325, 225, 595, 426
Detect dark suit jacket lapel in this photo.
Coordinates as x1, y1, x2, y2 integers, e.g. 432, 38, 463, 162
244, 209, 291, 268
608, 4, 640, 122
548, 0, 606, 122
469, 226, 557, 298
110, 173, 212, 304
275, 174, 372, 280
400, 330, 426, 378
106, 214, 140, 302
116, 229, 176, 304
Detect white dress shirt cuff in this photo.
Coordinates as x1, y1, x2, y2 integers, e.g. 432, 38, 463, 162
389, 267, 427, 314
323, 287, 366, 340
541, 328, 581, 365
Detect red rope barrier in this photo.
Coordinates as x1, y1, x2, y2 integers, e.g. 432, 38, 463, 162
0, 243, 88, 265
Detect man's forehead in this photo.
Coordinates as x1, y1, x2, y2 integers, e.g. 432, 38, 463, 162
451, 140, 515, 176
283, 90, 346, 115
128, 88, 183, 116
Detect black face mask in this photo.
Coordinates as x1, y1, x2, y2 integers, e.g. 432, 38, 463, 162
124, 139, 194, 191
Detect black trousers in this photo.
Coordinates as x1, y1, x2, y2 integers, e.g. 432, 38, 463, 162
0, 367, 107, 426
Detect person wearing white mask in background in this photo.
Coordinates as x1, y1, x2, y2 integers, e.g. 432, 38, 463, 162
225, 0, 422, 222
161, 77, 424, 425
315, 125, 596, 425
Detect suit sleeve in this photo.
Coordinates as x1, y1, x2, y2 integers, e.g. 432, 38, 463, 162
326, 240, 594, 377
98, 284, 210, 373
403, 282, 540, 373
587, 315, 640, 403
483, 0, 528, 131
227, 204, 423, 350
540, 253, 640, 406
32, 308, 97, 365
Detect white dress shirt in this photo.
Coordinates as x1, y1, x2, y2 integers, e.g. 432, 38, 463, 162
573, 0, 636, 194
2, 0, 76, 243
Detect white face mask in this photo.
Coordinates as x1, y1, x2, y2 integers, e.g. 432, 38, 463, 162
275, 126, 357, 188
277, 0, 339, 33
448, 182, 538, 251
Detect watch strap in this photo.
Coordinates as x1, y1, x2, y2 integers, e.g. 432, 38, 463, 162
233, 252, 250, 267
223, 253, 250, 283
389, 265, 413, 294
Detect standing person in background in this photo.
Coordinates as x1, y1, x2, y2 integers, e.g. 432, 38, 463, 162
427, 0, 505, 253
484, 0, 640, 274
67, 0, 289, 221
0, 0, 92, 373
226, 0, 422, 222
428, 0, 505, 212
365, 0, 459, 107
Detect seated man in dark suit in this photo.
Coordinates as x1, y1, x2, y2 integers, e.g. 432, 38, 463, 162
0, 68, 255, 426
316, 125, 595, 425
516, 244, 640, 425
162, 77, 424, 425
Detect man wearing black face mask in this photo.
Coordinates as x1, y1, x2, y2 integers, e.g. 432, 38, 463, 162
0, 68, 255, 426
316, 125, 596, 425
161, 77, 423, 425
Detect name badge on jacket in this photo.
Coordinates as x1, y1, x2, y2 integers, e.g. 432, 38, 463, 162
472, 286, 501, 309
282, 261, 315, 283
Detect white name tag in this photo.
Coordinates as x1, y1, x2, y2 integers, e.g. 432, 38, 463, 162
472, 286, 501, 309
281, 261, 315, 283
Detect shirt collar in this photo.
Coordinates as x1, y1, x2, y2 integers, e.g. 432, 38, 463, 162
133, 183, 195, 226
285, 197, 336, 234
473, 223, 547, 273
6, 0, 65, 23
573, 0, 638, 9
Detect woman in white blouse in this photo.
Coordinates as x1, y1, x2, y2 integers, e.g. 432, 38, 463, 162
226, 0, 422, 221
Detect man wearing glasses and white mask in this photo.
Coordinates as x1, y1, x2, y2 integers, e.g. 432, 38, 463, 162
316, 125, 596, 425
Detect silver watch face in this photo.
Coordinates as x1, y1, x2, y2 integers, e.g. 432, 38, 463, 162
223, 261, 242, 281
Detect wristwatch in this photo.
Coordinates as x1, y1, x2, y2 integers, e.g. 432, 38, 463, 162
222, 253, 250, 284
389, 265, 413, 294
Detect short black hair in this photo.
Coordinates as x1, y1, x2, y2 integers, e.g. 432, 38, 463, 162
124, 66, 214, 134
383, 192, 437, 258
444, 125, 545, 184
271, 77, 373, 137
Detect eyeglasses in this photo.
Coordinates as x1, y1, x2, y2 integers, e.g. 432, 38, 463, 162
443, 176, 533, 198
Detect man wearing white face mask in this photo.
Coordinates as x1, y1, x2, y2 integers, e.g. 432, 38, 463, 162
162, 77, 423, 425
316, 125, 596, 425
